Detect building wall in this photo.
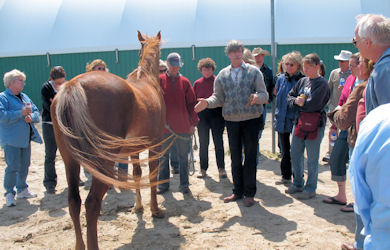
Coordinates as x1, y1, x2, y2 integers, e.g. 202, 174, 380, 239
0, 43, 357, 110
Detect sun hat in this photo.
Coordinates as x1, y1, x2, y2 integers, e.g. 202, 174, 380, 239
252, 47, 270, 57
334, 50, 352, 61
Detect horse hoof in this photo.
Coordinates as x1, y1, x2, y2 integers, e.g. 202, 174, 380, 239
133, 206, 144, 213
152, 210, 164, 218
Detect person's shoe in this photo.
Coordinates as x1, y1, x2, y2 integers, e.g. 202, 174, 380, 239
322, 154, 330, 163
296, 191, 316, 200
223, 194, 242, 203
275, 178, 291, 185
341, 242, 356, 250
157, 188, 169, 194
197, 169, 207, 178
17, 189, 37, 199
285, 185, 304, 194
6, 193, 16, 207
218, 168, 227, 178
179, 186, 190, 194
243, 197, 256, 207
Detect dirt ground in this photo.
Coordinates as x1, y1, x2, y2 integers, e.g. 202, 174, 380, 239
0, 112, 355, 249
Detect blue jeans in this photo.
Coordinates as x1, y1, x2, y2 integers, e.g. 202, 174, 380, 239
117, 162, 128, 171
290, 125, 325, 193
3, 144, 31, 196
330, 130, 349, 182
42, 123, 58, 190
170, 141, 180, 171
158, 133, 190, 190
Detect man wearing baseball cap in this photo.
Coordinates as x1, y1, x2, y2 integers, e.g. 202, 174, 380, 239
322, 50, 352, 163
158, 52, 199, 194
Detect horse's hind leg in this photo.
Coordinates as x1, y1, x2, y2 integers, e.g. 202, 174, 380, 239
85, 176, 109, 250
149, 149, 164, 218
132, 154, 144, 213
65, 159, 85, 250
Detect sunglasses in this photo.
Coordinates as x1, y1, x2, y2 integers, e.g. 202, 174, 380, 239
160, 69, 167, 73
284, 62, 295, 67
352, 38, 357, 46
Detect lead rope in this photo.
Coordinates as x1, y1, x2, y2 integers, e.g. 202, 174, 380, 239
165, 124, 197, 176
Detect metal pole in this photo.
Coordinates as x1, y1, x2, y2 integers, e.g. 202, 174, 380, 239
270, 0, 276, 154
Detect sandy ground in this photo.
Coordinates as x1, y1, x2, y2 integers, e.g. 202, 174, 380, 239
0, 113, 355, 249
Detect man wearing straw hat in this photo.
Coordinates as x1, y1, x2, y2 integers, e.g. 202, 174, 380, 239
252, 47, 275, 162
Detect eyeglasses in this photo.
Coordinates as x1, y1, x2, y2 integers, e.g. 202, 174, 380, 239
352, 38, 357, 46
160, 69, 167, 73
284, 62, 295, 67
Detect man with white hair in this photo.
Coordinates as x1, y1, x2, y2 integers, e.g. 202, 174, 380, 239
342, 13, 390, 250
353, 13, 390, 113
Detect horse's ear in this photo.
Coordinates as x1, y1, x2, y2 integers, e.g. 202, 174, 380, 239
156, 31, 161, 40
138, 30, 145, 43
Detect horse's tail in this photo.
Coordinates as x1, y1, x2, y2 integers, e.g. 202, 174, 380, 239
54, 80, 172, 189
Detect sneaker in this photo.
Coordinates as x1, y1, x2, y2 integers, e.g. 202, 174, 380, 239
218, 168, 227, 178
285, 185, 304, 194
17, 189, 37, 199
296, 191, 316, 200
6, 193, 16, 207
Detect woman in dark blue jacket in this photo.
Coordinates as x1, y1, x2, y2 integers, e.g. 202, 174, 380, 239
274, 51, 304, 185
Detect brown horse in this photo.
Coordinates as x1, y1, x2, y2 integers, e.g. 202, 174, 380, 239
51, 31, 167, 250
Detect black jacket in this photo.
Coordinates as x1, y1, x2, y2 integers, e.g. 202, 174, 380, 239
41, 81, 56, 122
260, 64, 275, 103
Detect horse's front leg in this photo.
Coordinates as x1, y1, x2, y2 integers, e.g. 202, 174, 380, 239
132, 154, 144, 213
85, 177, 109, 250
149, 149, 164, 218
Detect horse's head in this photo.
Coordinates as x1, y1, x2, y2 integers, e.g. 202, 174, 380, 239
137, 31, 161, 60
131, 31, 162, 85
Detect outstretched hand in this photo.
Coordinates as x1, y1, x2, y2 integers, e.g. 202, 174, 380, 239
194, 98, 208, 113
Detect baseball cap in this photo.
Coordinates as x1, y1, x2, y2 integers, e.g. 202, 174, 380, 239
167, 52, 184, 67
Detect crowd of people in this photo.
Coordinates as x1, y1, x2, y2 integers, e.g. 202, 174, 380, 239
1, 13, 389, 249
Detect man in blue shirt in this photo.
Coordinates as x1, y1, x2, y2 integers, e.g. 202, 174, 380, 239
349, 103, 390, 249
